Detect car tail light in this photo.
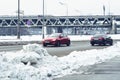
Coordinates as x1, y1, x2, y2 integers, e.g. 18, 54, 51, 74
99, 37, 104, 40
91, 37, 94, 40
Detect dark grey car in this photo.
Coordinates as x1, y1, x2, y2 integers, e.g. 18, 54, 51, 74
90, 34, 113, 46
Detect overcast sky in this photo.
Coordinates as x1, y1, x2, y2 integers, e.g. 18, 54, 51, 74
0, 0, 120, 16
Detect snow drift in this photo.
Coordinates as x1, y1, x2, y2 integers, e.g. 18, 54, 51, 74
0, 42, 120, 80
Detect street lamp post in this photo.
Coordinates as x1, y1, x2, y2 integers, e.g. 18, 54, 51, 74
59, 1, 68, 34
103, 5, 105, 16
59, 2, 68, 16
17, 0, 20, 39
42, 0, 45, 39
66, 3, 68, 35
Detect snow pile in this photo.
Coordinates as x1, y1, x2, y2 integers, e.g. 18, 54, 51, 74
57, 42, 120, 76
0, 44, 53, 80
1, 43, 120, 79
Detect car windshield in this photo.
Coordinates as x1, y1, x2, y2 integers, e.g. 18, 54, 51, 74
49, 33, 61, 38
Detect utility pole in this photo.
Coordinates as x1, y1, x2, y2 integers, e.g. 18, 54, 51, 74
17, 0, 20, 39
42, 0, 45, 39
103, 5, 105, 16
59, 1, 68, 34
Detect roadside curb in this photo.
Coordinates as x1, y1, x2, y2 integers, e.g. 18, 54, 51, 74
0, 40, 41, 46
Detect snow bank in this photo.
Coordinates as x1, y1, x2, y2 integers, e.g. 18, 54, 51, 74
1, 42, 120, 80
0, 44, 53, 80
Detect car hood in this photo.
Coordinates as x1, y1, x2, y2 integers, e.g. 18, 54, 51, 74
43, 37, 57, 41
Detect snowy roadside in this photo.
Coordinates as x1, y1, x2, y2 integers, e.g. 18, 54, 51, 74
0, 34, 120, 80
0, 42, 120, 80
0, 34, 120, 45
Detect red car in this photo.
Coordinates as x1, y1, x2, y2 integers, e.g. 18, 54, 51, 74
42, 33, 71, 47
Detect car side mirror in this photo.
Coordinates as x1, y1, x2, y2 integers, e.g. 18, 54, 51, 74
59, 36, 62, 38
108, 37, 111, 38
59, 35, 63, 38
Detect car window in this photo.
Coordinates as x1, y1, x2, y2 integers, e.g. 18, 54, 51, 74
49, 33, 60, 38
64, 34, 67, 37
60, 34, 64, 37
62, 34, 67, 37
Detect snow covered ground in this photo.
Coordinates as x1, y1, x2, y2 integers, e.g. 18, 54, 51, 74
0, 34, 120, 42
0, 34, 120, 80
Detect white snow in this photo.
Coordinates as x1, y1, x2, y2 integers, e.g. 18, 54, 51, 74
0, 34, 120, 42
0, 34, 120, 80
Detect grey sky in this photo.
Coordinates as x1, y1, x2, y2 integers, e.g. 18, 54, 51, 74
0, 0, 119, 16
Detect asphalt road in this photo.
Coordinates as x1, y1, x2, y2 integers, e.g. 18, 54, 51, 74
0, 41, 114, 57
54, 56, 120, 80
44, 41, 110, 57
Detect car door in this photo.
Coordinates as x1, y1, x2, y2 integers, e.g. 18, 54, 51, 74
59, 34, 65, 44
62, 34, 69, 44
105, 36, 112, 43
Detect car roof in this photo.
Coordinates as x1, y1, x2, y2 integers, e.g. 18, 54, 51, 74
93, 34, 107, 37
49, 33, 62, 37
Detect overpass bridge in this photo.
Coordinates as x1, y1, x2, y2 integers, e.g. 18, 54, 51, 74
0, 15, 120, 35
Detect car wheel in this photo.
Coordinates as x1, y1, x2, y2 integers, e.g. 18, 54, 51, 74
43, 43, 47, 47
91, 43, 94, 46
109, 42, 113, 46
55, 41, 60, 47
66, 40, 70, 46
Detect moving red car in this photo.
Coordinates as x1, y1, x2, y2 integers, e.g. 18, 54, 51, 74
42, 33, 71, 47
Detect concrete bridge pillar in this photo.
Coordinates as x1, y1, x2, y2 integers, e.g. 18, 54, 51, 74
42, 25, 47, 38
111, 17, 117, 34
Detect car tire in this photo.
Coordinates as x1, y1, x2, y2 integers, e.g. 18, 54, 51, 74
91, 43, 94, 46
66, 40, 70, 46
109, 42, 113, 46
55, 41, 60, 47
43, 43, 47, 47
